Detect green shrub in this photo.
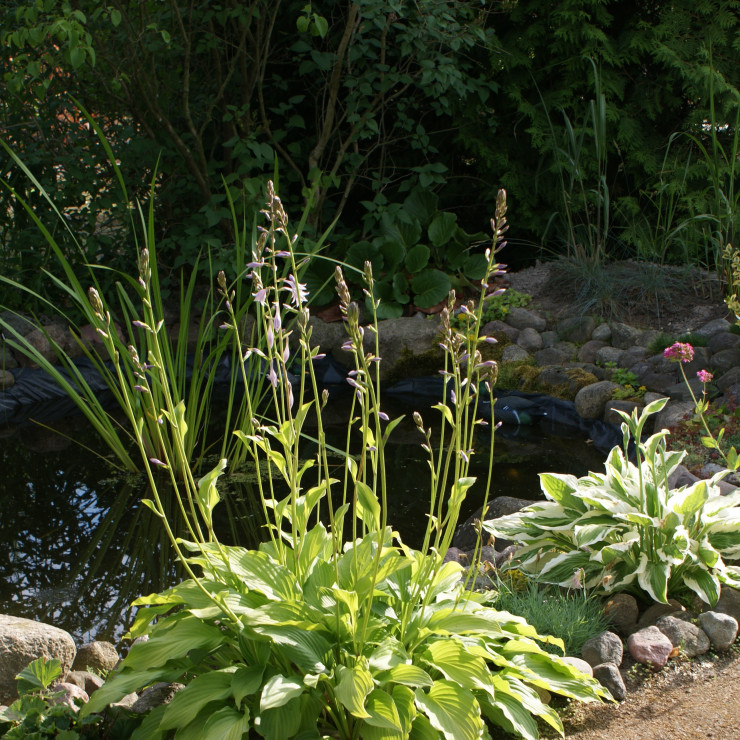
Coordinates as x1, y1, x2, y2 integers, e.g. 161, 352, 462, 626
648, 331, 708, 355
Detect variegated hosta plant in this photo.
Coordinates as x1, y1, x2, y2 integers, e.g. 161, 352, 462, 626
484, 398, 740, 606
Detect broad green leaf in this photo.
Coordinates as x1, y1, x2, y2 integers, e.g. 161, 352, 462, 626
260, 674, 303, 711
405, 244, 430, 273
335, 664, 373, 719
414, 681, 482, 740
196, 458, 227, 526
428, 212, 458, 247
202, 706, 250, 740
82, 667, 185, 715
670, 481, 709, 515
15, 657, 61, 693
364, 689, 403, 731
386, 664, 434, 688
422, 639, 494, 696
258, 696, 302, 740
683, 566, 721, 606
232, 665, 264, 708
226, 549, 299, 601
252, 625, 330, 674
538, 473, 582, 510
160, 669, 234, 729
480, 690, 540, 740
410, 269, 451, 308
636, 555, 670, 603
463, 253, 488, 281
356, 480, 381, 530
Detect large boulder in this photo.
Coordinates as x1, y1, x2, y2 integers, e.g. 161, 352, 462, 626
574, 381, 619, 420
72, 641, 119, 674
506, 307, 546, 332
0, 615, 76, 705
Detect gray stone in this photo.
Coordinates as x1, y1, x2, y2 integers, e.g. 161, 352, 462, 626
481, 320, 519, 342
716, 367, 740, 392
683, 346, 712, 378
695, 318, 732, 338
698, 611, 739, 650
0, 615, 77, 705
604, 401, 642, 425
646, 352, 678, 375
655, 615, 710, 657
610, 322, 643, 349
711, 348, 740, 373
715, 586, 740, 623
557, 316, 596, 343
637, 599, 686, 629
574, 381, 620, 420
0, 344, 18, 370
604, 593, 639, 635
654, 401, 694, 431
618, 346, 648, 368
552, 341, 578, 360
537, 365, 573, 389
627, 626, 674, 669
560, 656, 593, 677
665, 377, 704, 402
502, 345, 531, 363
72, 641, 119, 674
64, 670, 105, 696
640, 372, 680, 395
17, 324, 70, 367
636, 329, 662, 348
49, 682, 88, 711
592, 323, 612, 342
581, 630, 624, 667
592, 663, 627, 701
516, 327, 544, 352
534, 347, 570, 366
643, 392, 669, 405
708, 331, 740, 354
130, 682, 186, 714
594, 346, 625, 366
578, 340, 608, 364
506, 307, 547, 332
540, 330, 559, 348
112, 693, 139, 709
0, 311, 37, 337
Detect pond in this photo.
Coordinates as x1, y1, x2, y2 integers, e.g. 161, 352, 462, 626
0, 390, 608, 645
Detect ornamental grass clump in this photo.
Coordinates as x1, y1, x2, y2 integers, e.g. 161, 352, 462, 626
484, 398, 740, 607
79, 185, 609, 739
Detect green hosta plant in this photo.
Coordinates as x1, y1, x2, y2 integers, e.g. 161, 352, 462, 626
80, 186, 609, 739
484, 398, 740, 607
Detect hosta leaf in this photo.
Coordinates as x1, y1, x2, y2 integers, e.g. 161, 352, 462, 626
196, 458, 226, 527
252, 625, 330, 674
698, 537, 720, 568
410, 269, 451, 308
160, 669, 234, 730
364, 689, 403, 731
538, 473, 582, 509
335, 664, 373, 719
670, 480, 709, 515
226, 549, 299, 601
414, 681, 483, 740
257, 697, 301, 740
356, 479, 381, 530
386, 664, 434, 688
202, 706, 250, 740
480, 690, 540, 740
635, 555, 670, 604
405, 244, 430, 273
537, 550, 594, 586
683, 566, 721, 606
232, 665, 264, 708
422, 639, 494, 696
260, 674, 303, 711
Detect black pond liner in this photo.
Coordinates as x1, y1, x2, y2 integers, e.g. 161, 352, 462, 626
0, 355, 622, 456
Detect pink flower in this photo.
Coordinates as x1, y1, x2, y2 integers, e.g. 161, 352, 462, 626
697, 369, 714, 383
664, 342, 694, 363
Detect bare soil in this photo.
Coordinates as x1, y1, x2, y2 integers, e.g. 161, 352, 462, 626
504, 260, 739, 739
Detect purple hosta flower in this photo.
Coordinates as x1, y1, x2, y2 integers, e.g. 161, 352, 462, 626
697, 369, 714, 383
450, 390, 457, 406
268, 362, 278, 388
664, 342, 694, 363
287, 383, 294, 410
247, 261, 266, 269
133, 385, 149, 393
378, 411, 389, 421
149, 457, 167, 467
282, 343, 291, 363
273, 310, 282, 332
273, 250, 291, 258
252, 286, 268, 305
266, 325, 274, 349
281, 275, 309, 307
219, 323, 232, 331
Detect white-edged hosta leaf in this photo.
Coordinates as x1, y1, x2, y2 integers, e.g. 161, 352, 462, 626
537, 550, 594, 586
538, 473, 582, 509
635, 554, 670, 604
697, 537, 721, 568
335, 664, 373, 719
683, 566, 721, 606
670, 480, 709, 515
414, 681, 483, 740
260, 674, 303, 711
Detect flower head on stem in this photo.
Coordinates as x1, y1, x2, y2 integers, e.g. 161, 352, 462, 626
664, 342, 694, 363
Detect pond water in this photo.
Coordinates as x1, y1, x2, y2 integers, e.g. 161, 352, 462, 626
0, 392, 607, 645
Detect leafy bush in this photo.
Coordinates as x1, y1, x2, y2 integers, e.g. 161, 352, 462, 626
0, 658, 101, 739
78, 186, 610, 739
484, 399, 740, 606
648, 331, 708, 355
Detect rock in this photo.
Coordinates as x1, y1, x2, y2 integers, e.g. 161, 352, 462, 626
49, 682, 88, 711
643, 392, 669, 405
604, 594, 639, 635
604, 401, 642, 425
557, 316, 596, 343
112, 692, 139, 709
698, 611, 739, 651
708, 332, 740, 354
594, 346, 625, 366
646, 352, 678, 375
16, 324, 72, 367
637, 599, 685, 629
0, 311, 37, 337
654, 401, 693, 431
682, 346, 712, 378
592, 323, 612, 342
618, 346, 648, 369
502, 345, 531, 363
581, 630, 624, 667
627, 626, 674, 669
715, 586, 740, 623
637, 329, 662, 348
592, 663, 627, 701
610, 322, 643, 349
665, 377, 704, 401
698, 463, 740, 487
711, 348, 740, 373
0, 615, 77, 705
453, 497, 532, 551
0, 370, 14, 390
578, 340, 608, 364
695, 318, 732, 338
72, 641, 119, 674
655, 615, 710, 657
516, 327, 543, 352
443, 547, 468, 565
535, 347, 570, 366
540, 330, 559, 348
560, 656, 594, 677
369, 316, 443, 381
64, 670, 105, 696
130, 682, 186, 714
574, 381, 619, 420
506, 307, 547, 332
640, 372, 680, 395
481, 320, 520, 342
716, 367, 740, 392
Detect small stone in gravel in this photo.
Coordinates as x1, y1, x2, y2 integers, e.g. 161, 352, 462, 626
655, 615, 710, 657
627, 626, 674, 669
560, 656, 594, 677
699, 611, 739, 650
581, 631, 624, 667
592, 663, 627, 701
604, 593, 639, 635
